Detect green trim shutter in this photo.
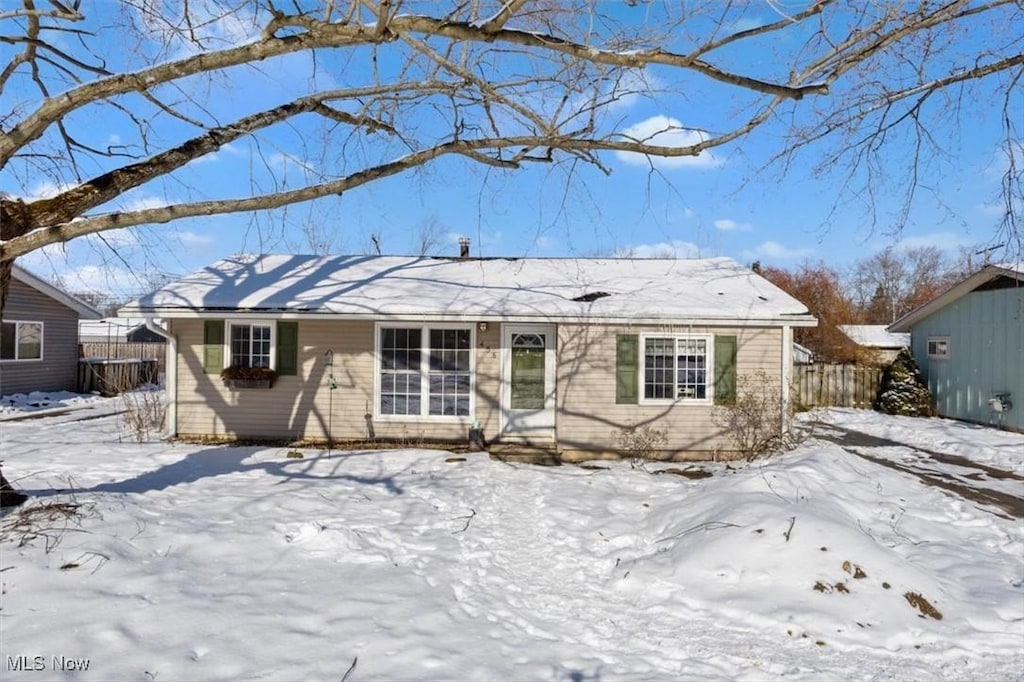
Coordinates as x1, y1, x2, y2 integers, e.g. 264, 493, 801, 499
616, 334, 639, 404
203, 320, 224, 374
276, 322, 299, 376
714, 335, 737, 405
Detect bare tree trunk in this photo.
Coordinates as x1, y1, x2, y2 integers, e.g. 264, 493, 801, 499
1, 208, 29, 507
0, 471, 27, 508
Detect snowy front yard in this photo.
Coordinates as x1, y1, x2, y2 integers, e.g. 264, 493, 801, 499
1, 399, 1022, 680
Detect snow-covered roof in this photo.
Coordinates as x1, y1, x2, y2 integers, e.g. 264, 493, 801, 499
11, 266, 102, 320
123, 254, 817, 326
839, 325, 910, 349
889, 262, 1023, 332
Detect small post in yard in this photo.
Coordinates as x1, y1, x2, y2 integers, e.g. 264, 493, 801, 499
468, 419, 486, 452
324, 350, 337, 455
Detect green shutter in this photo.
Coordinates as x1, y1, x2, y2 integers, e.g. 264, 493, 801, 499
276, 321, 299, 376
714, 335, 737, 405
616, 334, 639, 405
203, 320, 224, 374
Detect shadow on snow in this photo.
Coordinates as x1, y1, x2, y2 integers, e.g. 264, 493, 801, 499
20, 448, 407, 498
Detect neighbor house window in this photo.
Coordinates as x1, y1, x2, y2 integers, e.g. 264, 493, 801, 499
642, 335, 710, 401
229, 322, 272, 368
927, 337, 950, 359
379, 325, 472, 417
0, 321, 43, 361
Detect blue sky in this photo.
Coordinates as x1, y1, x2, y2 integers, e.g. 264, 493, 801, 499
5, 1, 1017, 298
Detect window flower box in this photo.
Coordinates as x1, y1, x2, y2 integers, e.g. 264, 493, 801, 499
221, 366, 277, 389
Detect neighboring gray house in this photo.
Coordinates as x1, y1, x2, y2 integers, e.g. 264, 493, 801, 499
1, 266, 102, 396
80, 317, 167, 344
889, 263, 1023, 432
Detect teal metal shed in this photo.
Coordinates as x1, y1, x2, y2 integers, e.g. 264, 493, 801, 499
889, 263, 1023, 432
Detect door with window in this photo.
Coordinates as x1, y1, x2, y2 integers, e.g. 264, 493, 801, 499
501, 324, 556, 439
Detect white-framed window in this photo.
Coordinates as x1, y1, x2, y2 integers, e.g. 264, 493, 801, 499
641, 334, 712, 402
0, 320, 43, 361
228, 322, 273, 368
927, 336, 950, 360
377, 324, 473, 418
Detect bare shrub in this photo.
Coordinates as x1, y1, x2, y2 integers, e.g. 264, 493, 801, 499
616, 422, 668, 467
119, 387, 166, 443
1, 486, 97, 553
714, 372, 800, 460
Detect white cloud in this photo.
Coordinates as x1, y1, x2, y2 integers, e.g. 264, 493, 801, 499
174, 230, 215, 247
118, 195, 169, 212
602, 69, 662, 114
726, 16, 767, 33
59, 264, 148, 295
192, 142, 242, 165
892, 231, 975, 253
714, 218, 753, 232
269, 152, 318, 175
615, 240, 702, 258
24, 180, 71, 201
15, 242, 70, 272
614, 115, 722, 170
982, 140, 1023, 179
741, 241, 813, 261
146, 2, 261, 59
85, 227, 143, 250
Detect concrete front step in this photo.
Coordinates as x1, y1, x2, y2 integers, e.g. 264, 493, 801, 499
488, 444, 561, 466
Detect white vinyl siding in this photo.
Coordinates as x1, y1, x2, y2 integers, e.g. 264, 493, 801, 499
557, 324, 783, 456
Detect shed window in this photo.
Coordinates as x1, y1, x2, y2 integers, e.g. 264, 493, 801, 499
229, 323, 273, 368
0, 321, 43, 361
926, 337, 950, 359
378, 325, 472, 418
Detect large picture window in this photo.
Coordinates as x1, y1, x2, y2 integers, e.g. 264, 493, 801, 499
0, 321, 43, 361
229, 323, 272, 368
379, 326, 472, 417
642, 335, 710, 401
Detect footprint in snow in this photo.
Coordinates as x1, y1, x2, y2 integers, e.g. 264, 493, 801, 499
280, 521, 326, 544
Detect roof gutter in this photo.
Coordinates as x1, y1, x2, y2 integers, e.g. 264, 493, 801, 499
122, 309, 819, 328
141, 318, 171, 341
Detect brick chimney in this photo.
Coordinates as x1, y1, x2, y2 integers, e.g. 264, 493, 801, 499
458, 237, 471, 259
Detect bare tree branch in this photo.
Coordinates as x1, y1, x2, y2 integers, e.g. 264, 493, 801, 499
0, 0, 1020, 270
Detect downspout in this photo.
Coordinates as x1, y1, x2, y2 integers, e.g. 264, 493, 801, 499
143, 319, 176, 439
781, 324, 793, 436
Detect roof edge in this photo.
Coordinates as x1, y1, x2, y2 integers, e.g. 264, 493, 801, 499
889, 263, 1023, 332
11, 266, 103, 320
119, 307, 818, 327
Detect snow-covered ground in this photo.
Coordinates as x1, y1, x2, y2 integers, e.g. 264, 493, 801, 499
1, 396, 1021, 680
0, 390, 111, 421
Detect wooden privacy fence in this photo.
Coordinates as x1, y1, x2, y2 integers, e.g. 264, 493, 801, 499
795, 363, 883, 409
78, 358, 160, 396
80, 342, 166, 373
